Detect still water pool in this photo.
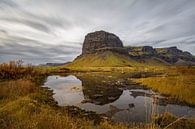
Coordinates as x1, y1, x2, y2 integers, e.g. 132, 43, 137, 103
43, 74, 195, 123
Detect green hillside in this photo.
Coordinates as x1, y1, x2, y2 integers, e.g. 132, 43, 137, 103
67, 51, 166, 67
67, 30, 195, 68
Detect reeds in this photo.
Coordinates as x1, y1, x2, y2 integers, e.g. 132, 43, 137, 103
0, 79, 35, 101
0, 60, 35, 80
132, 66, 195, 105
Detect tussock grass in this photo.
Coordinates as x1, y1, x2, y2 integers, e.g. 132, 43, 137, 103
62, 66, 166, 73
132, 66, 195, 105
155, 112, 195, 129
0, 79, 131, 129
0, 78, 160, 129
0, 79, 35, 102
0, 60, 36, 80
0, 60, 52, 81
0, 63, 194, 129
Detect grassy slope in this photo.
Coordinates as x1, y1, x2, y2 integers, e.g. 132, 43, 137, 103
67, 51, 166, 68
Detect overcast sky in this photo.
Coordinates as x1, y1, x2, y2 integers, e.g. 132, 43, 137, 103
0, 0, 195, 64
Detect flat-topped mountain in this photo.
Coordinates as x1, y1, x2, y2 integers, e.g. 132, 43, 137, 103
69, 31, 195, 67
82, 30, 123, 54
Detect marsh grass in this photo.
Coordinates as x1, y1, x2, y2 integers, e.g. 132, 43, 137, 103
0, 79, 35, 102
132, 66, 195, 105
0, 77, 159, 129
154, 112, 195, 129
62, 66, 166, 73
0, 79, 131, 129
0, 60, 56, 81
0, 64, 194, 129
0, 60, 36, 80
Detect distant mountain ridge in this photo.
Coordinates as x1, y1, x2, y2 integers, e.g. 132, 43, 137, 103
126, 46, 195, 65
68, 31, 195, 67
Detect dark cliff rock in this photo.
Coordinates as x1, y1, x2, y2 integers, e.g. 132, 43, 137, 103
127, 46, 157, 59
155, 47, 195, 64
71, 31, 195, 66
167, 46, 183, 54
142, 46, 157, 54
82, 30, 123, 54
126, 46, 195, 64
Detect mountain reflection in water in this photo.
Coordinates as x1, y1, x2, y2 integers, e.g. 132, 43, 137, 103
43, 74, 195, 123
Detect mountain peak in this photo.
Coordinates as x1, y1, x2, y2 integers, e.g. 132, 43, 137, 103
69, 31, 195, 67
82, 31, 123, 54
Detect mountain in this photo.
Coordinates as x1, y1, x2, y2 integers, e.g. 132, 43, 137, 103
127, 46, 195, 65
39, 62, 71, 66
68, 30, 195, 67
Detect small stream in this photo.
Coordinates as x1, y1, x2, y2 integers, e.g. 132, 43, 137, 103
42, 74, 195, 123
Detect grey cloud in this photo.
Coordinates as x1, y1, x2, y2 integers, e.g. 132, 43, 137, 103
0, 40, 81, 56
0, 18, 51, 33
0, 0, 18, 8
0, 36, 81, 64
0, 45, 80, 64
0, 0, 195, 64
28, 15, 72, 29
22, 20, 51, 33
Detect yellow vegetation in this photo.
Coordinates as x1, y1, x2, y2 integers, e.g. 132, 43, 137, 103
0, 60, 35, 80
0, 61, 195, 129
132, 66, 195, 105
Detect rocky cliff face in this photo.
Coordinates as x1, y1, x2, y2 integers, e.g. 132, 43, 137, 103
72, 30, 195, 66
142, 46, 157, 54
127, 46, 195, 64
155, 47, 195, 64
82, 31, 123, 54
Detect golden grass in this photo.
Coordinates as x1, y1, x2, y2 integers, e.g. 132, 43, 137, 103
0, 65, 195, 129
0, 60, 52, 81
0, 79, 131, 129
154, 112, 195, 129
132, 66, 195, 105
0, 78, 164, 129
0, 79, 35, 102
62, 65, 166, 73
0, 60, 35, 80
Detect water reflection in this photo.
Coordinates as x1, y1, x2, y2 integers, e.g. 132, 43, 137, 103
43, 74, 195, 123
43, 75, 84, 106
78, 75, 123, 105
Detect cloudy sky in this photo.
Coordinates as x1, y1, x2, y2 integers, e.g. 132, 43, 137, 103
0, 0, 195, 64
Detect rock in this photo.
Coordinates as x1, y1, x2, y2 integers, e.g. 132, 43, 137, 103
82, 30, 123, 54
128, 103, 135, 108
155, 46, 195, 64
183, 51, 192, 56
71, 31, 195, 66
81, 99, 92, 104
142, 46, 156, 54
167, 46, 183, 54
